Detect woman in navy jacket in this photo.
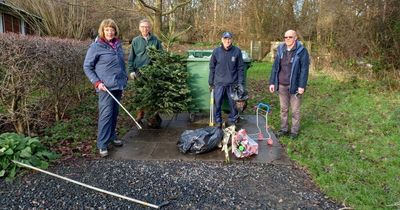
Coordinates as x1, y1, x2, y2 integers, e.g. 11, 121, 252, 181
83, 19, 128, 157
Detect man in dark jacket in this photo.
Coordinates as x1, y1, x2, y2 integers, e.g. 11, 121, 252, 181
269, 30, 310, 139
209, 32, 244, 128
128, 19, 163, 126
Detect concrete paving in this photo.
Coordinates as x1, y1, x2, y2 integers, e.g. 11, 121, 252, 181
109, 114, 291, 165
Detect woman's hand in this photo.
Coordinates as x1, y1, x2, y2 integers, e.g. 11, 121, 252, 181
97, 82, 107, 91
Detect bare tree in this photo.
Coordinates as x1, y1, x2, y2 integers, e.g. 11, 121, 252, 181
132, 0, 191, 36
8, 0, 89, 40
4, 0, 399, 82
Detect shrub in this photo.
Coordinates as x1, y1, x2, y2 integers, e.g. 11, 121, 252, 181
0, 132, 59, 181
0, 33, 90, 135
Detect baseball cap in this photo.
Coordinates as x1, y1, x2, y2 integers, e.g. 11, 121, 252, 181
222, 32, 233, 38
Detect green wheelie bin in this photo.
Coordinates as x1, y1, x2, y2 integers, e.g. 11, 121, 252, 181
186, 50, 252, 121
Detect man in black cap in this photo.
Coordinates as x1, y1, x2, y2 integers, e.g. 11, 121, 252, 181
209, 32, 245, 128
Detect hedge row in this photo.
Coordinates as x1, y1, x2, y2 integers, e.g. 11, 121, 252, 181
0, 33, 91, 135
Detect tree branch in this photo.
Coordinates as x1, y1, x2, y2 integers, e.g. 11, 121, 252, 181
133, 0, 155, 22
110, 5, 136, 12
162, 0, 191, 16
137, 0, 159, 12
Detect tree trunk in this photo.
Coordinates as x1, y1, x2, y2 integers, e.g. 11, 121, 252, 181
168, 4, 175, 34
152, 0, 163, 37
212, 0, 217, 41
316, 0, 322, 43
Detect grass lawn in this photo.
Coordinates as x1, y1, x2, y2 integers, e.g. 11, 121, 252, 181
246, 62, 400, 209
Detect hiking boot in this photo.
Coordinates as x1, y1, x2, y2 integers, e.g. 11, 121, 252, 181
99, 149, 108, 157
290, 133, 298, 139
112, 139, 123, 147
276, 130, 289, 138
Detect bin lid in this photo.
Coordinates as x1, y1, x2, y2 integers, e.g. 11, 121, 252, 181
187, 50, 213, 61
187, 49, 252, 62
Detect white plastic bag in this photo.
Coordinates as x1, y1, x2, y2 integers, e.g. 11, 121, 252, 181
232, 129, 258, 158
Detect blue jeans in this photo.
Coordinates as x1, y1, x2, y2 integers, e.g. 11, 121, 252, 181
97, 90, 122, 150
214, 85, 238, 124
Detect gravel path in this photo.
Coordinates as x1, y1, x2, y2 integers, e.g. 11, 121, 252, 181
0, 159, 342, 209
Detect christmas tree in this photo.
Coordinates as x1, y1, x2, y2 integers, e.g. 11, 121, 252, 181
131, 47, 192, 127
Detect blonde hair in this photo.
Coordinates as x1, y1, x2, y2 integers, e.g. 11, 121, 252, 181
98, 19, 119, 39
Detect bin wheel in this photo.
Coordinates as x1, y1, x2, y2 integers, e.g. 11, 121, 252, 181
189, 112, 196, 122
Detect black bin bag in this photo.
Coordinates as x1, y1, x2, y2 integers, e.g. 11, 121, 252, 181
177, 127, 223, 154
230, 84, 249, 112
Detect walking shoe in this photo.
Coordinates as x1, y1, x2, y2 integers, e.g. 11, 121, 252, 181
112, 139, 123, 147
276, 130, 289, 138
99, 149, 108, 157
290, 133, 298, 139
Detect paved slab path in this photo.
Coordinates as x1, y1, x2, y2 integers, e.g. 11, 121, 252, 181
110, 114, 291, 165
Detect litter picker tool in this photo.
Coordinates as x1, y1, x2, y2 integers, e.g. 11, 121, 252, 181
104, 87, 142, 129
12, 160, 164, 209
209, 89, 214, 126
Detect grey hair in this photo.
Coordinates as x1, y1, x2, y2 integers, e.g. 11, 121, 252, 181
139, 19, 152, 26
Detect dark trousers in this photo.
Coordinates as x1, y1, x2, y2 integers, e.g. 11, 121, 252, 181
214, 85, 238, 124
97, 90, 122, 150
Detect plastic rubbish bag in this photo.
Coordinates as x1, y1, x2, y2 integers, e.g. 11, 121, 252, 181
177, 127, 224, 154
221, 125, 236, 163
230, 84, 248, 112
232, 128, 258, 158
230, 84, 248, 101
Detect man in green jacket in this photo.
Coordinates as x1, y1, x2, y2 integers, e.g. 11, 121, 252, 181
128, 19, 163, 125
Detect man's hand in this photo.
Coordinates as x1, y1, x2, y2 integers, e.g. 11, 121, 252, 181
269, 84, 275, 93
209, 85, 214, 91
130, 71, 142, 80
130, 72, 137, 80
297, 87, 305, 95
